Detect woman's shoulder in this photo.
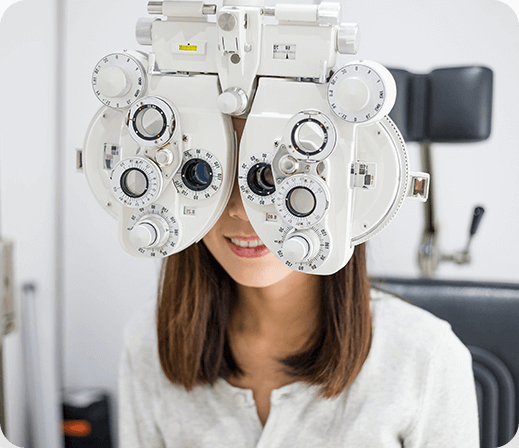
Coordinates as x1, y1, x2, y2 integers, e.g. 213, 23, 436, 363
369, 287, 469, 362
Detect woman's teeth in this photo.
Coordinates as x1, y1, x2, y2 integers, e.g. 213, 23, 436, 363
230, 238, 264, 248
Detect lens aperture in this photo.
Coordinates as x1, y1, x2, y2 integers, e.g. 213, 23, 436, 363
247, 162, 275, 196
182, 159, 213, 191
120, 168, 149, 198
286, 186, 316, 217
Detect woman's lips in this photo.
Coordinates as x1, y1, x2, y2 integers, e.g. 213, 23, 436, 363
225, 237, 271, 258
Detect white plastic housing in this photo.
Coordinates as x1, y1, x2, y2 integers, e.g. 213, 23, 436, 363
82, 74, 235, 257
239, 74, 409, 275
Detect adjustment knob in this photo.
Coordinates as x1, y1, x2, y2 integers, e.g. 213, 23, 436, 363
97, 66, 130, 98
283, 230, 320, 263
328, 60, 396, 123
92, 52, 147, 109
129, 215, 169, 249
337, 23, 360, 55
217, 88, 248, 115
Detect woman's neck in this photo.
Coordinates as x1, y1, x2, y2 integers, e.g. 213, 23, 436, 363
230, 272, 322, 350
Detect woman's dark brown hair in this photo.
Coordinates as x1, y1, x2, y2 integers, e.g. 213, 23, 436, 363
157, 240, 372, 399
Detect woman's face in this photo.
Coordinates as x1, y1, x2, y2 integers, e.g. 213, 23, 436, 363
202, 117, 302, 288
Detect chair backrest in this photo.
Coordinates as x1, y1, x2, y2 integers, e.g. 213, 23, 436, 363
371, 277, 519, 448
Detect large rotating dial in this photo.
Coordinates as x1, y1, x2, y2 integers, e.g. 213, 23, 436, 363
173, 149, 223, 200
327, 60, 396, 124
126, 204, 180, 257
274, 174, 330, 228
92, 52, 146, 109
111, 156, 163, 208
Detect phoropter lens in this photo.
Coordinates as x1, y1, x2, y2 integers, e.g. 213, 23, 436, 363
182, 159, 213, 191
247, 163, 275, 196
285, 186, 316, 217
120, 168, 149, 198
132, 104, 168, 140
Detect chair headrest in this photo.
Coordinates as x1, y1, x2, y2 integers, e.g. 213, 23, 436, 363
388, 66, 493, 144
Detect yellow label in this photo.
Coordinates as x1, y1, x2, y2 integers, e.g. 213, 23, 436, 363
179, 45, 198, 52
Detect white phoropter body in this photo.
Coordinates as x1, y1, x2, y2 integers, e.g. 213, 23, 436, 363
239, 60, 427, 274
82, 51, 235, 257
79, 1, 429, 272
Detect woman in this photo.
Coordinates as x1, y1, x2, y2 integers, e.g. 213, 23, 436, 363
119, 117, 479, 447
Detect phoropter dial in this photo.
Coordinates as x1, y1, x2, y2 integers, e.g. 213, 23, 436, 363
274, 174, 330, 228
111, 156, 163, 208
173, 149, 223, 200
92, 52, 147, 109
327, 60, 397, 124
239, 153, 276, 205
275, 225, 332, 272
284, 111, 337, 162
128, 96, 176, 147
126, 204, 180, 257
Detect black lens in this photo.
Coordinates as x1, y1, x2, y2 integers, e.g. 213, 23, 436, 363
182, 159, 213, 191
247, 163, 275, 196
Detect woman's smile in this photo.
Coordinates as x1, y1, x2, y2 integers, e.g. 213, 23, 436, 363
225, 236, 271, 258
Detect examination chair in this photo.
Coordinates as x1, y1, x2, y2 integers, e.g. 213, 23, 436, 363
377, 67, 516, 447
372, 278, 519, 448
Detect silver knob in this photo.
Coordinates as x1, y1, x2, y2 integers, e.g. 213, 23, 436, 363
218, 12, 237, 31
337, 23, 360, 55
129, 215, 168, 248
136, 17, 156, 46
283, 230, 320, 263
283, 235, 310, 263
217, 88, 248, 115
97, 66, 131, 98
317, 3, 341, 25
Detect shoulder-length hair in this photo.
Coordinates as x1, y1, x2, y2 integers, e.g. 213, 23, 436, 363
157, 241, 372, 399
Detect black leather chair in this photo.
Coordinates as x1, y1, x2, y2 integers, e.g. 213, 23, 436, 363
371, 277, 519, 448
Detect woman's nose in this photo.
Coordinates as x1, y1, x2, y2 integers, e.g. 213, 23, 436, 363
226, 175, 249, 221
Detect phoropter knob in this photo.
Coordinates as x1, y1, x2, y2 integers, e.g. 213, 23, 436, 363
129, 215, 169, 249
217, 87, 248, 115
336, 23, 360, 55
97, 66, 131, 98
283, 230, 320, 263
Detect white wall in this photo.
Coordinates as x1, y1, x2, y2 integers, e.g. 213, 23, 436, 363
0, 0, 63, 446
0, 0, 517, 447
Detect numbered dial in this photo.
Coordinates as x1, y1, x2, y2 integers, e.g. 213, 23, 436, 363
173, 149, 223, 200
328, 61, 395, 124
284, 111, 337, 162
127, 204, 180, 258
274, 225, 331, 272
111, 156, 163, 209
274, 174, 330, 228
239, 153, 276, 205
128, 97, 176, 147
92, 52, 146, 109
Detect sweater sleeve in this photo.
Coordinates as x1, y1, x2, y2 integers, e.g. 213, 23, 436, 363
118, 342, 166, 448
403, 327, 480, 448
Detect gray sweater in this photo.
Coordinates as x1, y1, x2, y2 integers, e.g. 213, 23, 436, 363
118, 288, 479, 447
